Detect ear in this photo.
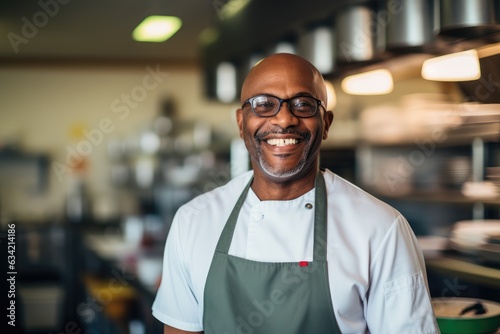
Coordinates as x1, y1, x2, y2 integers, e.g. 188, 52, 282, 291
322, 110, 334, 140
236, 108, 244, 139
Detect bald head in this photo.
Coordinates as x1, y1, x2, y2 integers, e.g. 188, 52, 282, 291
240, 53, 327, 107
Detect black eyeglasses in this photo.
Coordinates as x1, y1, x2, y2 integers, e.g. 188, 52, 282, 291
242, 94, 325, 118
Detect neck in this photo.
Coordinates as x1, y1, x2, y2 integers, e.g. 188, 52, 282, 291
251, 168, 319, 201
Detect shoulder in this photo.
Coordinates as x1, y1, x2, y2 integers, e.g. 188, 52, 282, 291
322, 170, 419, 276
322, 169, 406, 249
322, 169, 400, 221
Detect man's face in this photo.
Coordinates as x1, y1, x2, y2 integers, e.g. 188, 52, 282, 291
236, 55, 333, 183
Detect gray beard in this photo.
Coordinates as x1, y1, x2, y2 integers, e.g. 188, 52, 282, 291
257, 142, 310, 179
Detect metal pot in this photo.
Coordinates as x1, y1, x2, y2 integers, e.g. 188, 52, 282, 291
432, 298, 500, 334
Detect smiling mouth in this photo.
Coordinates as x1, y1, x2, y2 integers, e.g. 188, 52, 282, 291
266, 138, 300, 146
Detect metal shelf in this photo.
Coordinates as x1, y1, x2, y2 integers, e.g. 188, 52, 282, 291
426, 256, 500, 290
371, 190, 500, 206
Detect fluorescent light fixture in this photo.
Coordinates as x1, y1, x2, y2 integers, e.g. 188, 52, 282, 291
216, 62, 237, 103
421, 49, 481, 81
341, 69, 394, 95
132, 15, 182, 42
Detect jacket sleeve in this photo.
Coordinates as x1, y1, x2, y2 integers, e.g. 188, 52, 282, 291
151, 211, 204, 332
365, 215, 441, 334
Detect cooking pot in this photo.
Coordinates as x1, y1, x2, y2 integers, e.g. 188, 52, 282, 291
432, 298, 500, 334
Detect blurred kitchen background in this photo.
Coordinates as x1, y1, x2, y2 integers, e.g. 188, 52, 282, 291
1, 0, 500, 333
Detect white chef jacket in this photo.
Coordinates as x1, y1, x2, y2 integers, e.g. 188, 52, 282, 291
152, 169, 440, 334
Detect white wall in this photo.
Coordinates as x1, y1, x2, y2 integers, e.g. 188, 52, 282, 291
0, 62, 240, 221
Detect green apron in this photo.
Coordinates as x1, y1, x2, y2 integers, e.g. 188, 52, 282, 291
203, 172, 342, 334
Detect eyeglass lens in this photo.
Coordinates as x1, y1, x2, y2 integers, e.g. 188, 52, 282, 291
250, 96, 318, 117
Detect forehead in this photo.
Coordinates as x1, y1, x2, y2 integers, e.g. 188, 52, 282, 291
241, 55, 325, 102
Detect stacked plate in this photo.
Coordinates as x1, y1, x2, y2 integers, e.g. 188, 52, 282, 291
487, 167, 500, 192
441, 156, 472, 189
449, 220, 500, 255
460, 166, 500, 199
417, 236, 450, 259
461, 181, 500, 198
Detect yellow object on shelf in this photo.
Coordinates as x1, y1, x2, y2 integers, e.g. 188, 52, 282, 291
82, 274, 137, 320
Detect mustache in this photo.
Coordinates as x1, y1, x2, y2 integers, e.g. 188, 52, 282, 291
255, 128, 311, 141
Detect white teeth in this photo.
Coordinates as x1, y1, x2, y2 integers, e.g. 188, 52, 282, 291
266, 138, 298, 146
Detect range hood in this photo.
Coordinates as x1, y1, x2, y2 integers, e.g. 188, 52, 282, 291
202, 0, 500, 102
440, 0, 499, 37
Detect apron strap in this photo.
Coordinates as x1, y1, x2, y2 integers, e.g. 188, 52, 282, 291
214, 178, 253, 253
313, 171, 328, 262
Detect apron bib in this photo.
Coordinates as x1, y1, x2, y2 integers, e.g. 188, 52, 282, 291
203, 172, 341, 334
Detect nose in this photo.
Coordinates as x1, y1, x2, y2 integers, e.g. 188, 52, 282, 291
270, 101, 299, 127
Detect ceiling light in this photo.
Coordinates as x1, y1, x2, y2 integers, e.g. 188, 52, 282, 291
341, 69, 394, 95
300, 26, 335, 74
421, 49, 481, 81
132, 15, 182, 42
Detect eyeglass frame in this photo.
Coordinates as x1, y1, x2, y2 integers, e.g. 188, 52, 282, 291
241, 94, 326, 118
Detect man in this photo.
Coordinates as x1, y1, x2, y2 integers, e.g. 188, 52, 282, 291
152, 53, 440, 333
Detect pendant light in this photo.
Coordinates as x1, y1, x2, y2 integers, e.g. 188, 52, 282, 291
299, 25, 335, 75
385, 0, 438, 49
335, 5, 379, 63
440, 0, 496, 36
216, 62, 237, 103
341, 69, 394, 95
421, 49, 481, 81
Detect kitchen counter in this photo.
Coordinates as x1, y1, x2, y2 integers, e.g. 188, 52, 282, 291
83, 232, 500, 291
83, 231, 500, 289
